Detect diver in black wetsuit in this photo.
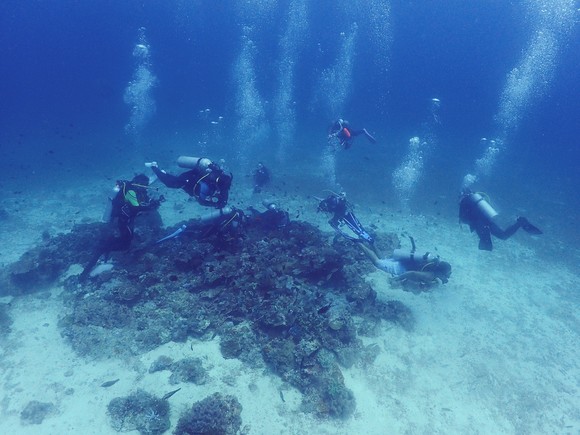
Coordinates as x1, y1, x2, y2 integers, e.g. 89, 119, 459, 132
252, 162, 271, 193
148, 157, 232, 209
328, 118, 376, 149
317, 192, 374, 246
80, 174, 161, 280
247, 202, 290, 230
459, 189, 542, 251
156, 202, 290, 245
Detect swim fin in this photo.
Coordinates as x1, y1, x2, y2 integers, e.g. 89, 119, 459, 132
156, 224, 187, 244
363, 128, 377, 144
476, 227, 493, 251
518, 217, 543, 235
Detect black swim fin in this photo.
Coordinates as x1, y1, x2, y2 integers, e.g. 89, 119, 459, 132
476, 227, 493, 251
518, 217, 543, 235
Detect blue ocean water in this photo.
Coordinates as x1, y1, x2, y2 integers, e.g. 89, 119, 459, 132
1, 2, 579, 432
1, 1, 578, 201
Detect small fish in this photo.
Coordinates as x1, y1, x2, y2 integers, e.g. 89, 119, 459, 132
317, 304, 332, 315
100, 379, 119, 388
279, 390, 286, 403
162, 388, 181, 400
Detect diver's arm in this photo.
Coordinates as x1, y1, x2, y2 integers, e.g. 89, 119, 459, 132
135, 198, 161, 212
359, 243, 382, 268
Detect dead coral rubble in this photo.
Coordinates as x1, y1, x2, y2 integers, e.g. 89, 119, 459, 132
107, 389, 170, 435
2, 219, 413, 419
174, 393, 242, 435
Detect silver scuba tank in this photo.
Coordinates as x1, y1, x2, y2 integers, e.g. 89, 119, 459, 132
101, 184, 120, 223
193, 206, 234, 225
102, 199, 113, 223
470, 192, 498, 220
392, 249, 437, 264
177, 156, 212, 170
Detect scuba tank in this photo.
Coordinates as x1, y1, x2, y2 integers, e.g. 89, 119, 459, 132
393, 236, 438, 266
469, 192, 498, 220
392, 249, 437, 264
102, 198, 113, 223
177, 156, 212, 170
101, 184, 121, 223
193, 206, 234, 225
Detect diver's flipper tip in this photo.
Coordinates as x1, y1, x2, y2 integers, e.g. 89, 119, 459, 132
525, 225, 543, 235
518, 217, 543, 235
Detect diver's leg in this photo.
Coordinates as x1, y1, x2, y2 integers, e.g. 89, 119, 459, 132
151, 166, 184, 189
79, 217, 134, 280
79, 247, 106, 281
489, 221, 520, 240
475, 226, 493, 251
359, 243, 382, 268
363, 129, 376, 143
343, 212, 373, 244
517, 217, 542, 234
349, 129, 376, 143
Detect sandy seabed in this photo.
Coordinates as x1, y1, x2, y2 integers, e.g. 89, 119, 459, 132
0, 171, 578, 435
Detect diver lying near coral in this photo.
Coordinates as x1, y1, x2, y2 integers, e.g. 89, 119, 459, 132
246, 201, 290, 230
146, 156, 232, 209
80, 174, 162, 280
317, 191, 374, 246
155, 202, 290, 244
358, 236, 452, 292
459, 189, 542, 251
156, 207, 245, 244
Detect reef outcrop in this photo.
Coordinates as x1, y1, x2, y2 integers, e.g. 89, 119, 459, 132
1, 218, 412, 420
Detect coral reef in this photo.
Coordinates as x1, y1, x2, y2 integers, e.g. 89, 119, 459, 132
107, 389, 170, 435
1, 218, 413, 420
168, 357, 208, 385
0, 223, 106, 296
20, 400, 55, 425
149, 355, 174, 373
174, 393, 242, 435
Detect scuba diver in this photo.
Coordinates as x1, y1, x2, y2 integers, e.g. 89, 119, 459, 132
459, 189, 542, 251
358, 236, 452, 290
80, 174, 162, 280
317, 192, 374, 246
146, 156, 232, 209
156, 201, 290, 245
156, 206, 246, 244
247, 201, 290, 230
252, 162, 271, 193
328, 118, 376, 149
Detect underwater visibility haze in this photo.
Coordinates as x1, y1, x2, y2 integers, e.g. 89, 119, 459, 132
0, 0, 579, 433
